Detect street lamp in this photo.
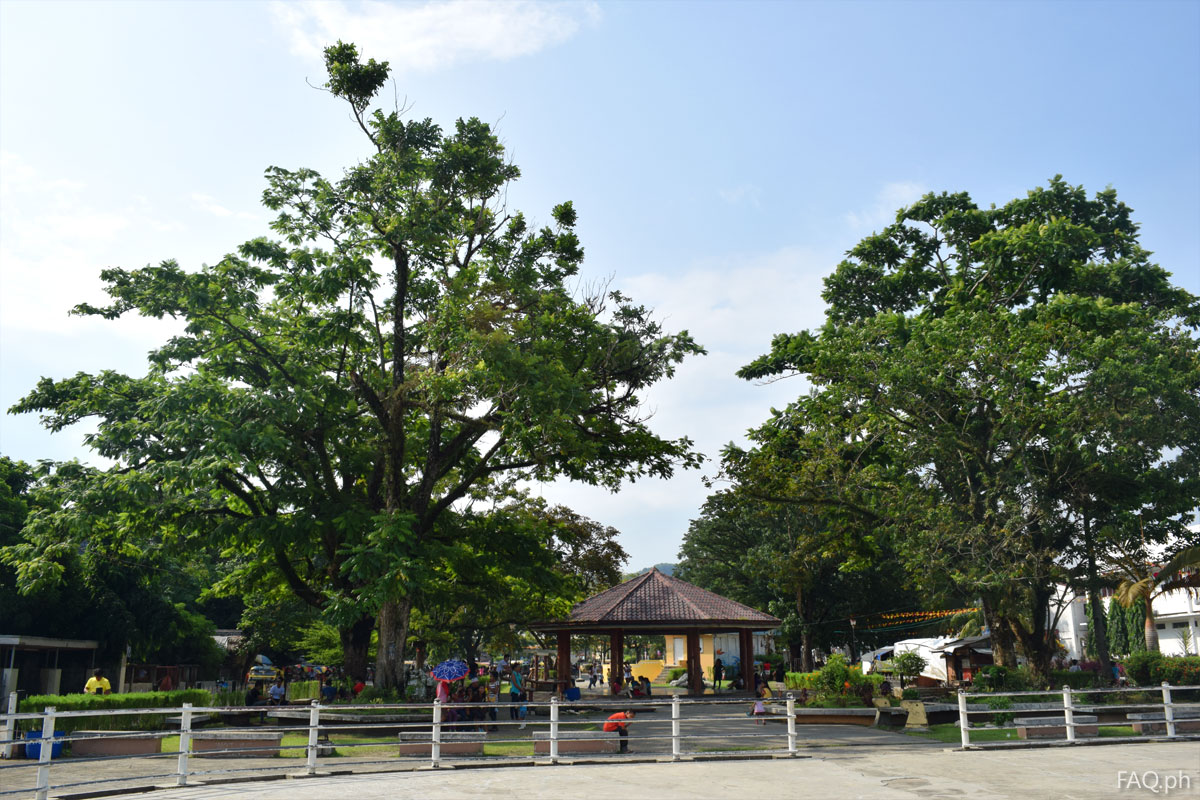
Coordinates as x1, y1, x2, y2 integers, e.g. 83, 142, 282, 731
849, 617, 858, 664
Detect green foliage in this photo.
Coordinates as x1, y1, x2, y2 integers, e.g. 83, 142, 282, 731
815, 653, 853, 696
667, 667, 687, 682
18, 690, 210, 733
288, 680, 321, 701
1122, 652, 1200, 686
1106, 599, 1130, 656
1049, 670, 1105, 690
296, 620, 345, 667
901, 688, 919, 700
1126, 597, 1147, 653
983, 695, 1014, 726
784, 671, 818, 690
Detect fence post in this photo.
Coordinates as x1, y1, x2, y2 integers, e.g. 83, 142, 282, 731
786, 693, 797, 756
2, 691, 16, 760
34, 707, 56, 800
1062, 685, 1076, 743
957, 690, 970, 748
671, 695, 681, 762
176, 702, 192, 786
1161, 682, 1176, 738
306, 699, 320, 775
549, 696, 560, 764
431, 699, 442, 769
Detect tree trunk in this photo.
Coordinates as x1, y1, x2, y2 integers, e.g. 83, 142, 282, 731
376, 597, 412, 690
341, 615, 375, 681
982, 596, 1018, 667
795, 586, 814, 672
1083, 515, 1112, 677
1144, 598, 1160, 653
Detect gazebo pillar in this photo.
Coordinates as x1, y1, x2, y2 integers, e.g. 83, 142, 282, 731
556, 631, 571, 695
686, 630, 703, 696
609, 630, 624, 688
739, 629, 754, 693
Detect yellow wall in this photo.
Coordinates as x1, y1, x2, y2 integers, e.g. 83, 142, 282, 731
631, 659, 663, 681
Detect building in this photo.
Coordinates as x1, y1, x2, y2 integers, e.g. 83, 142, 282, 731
1054, 583, 1200, 660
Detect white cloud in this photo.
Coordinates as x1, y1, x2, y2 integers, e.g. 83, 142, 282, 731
271, 0, 599, 71
844, 181, 927, 230
191, 192, 233, 217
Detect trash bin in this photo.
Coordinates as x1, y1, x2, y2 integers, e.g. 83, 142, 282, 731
24, 730, 65, 759
564, 687, 581, 701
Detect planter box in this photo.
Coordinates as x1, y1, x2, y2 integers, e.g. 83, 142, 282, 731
192, 731, 282, 757
1015, 715, 1098, 740
533, 730, 618, 754
70, 731, 162, 757
398, 732, 484, 756
1128, 711, 1200, 735
790, 707, 877, 727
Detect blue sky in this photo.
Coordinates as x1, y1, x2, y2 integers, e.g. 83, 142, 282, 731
2, 0, 1198, 570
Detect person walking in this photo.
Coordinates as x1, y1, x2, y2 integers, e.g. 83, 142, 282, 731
604, 709, 636, 753
509, 666, 526, 728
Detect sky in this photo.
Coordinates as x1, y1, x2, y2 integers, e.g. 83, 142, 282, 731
1, 0, 1198, 571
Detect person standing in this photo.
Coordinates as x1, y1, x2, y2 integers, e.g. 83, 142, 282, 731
84, 669, 111, 695
604, 709, 636, 753
509, 666, 526, 728
714, 658, 724, 692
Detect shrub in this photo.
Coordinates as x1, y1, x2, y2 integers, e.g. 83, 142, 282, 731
1049, 670, 1105, 690
17, 690, 210, 733
667, 667, 687, 682
288, 680, 321, 701
1124, 651, 1164, 686
784, 671, 818, 690
815, 654, 852, 697
901, 687, 919, 700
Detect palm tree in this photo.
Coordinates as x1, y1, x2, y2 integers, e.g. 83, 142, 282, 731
1113, 546, 1200, 653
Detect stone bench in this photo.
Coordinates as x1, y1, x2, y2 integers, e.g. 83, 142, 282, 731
69, 730, 163, 757
191, 730, 283, 757
532, 730, 619, 754
1015, 715, 1098, 740
1127, 711, 1200, 735
398, 732, 485, 756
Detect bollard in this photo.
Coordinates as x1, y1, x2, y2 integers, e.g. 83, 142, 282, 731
549, 696, 560, 764
306, 699, 320, 775
1162, 683, 1176, 738
957, 691, 970, 748
671, 695, 681, 762
1062, 686, 1076, 743
176, 703, 192, 786
431, 699, 442, 768
34, 707, 55, 800
786, 693, 797, 755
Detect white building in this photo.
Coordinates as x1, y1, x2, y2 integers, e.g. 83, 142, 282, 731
1053, 583, 1200, 659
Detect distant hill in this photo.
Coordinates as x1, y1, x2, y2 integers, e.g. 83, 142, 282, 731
638, 563, 676, 576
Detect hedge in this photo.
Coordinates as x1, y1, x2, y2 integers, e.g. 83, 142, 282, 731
18, 690, 210, 733
1048, 670, 1106, 690
1124, 653, 1200, 687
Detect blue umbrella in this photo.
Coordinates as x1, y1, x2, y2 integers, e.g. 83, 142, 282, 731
430, 659, 469, 682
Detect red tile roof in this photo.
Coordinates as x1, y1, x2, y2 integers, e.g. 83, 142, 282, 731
564, 568, 780, 627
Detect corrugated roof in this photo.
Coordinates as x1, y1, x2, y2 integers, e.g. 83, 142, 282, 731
566, 568, 780, 626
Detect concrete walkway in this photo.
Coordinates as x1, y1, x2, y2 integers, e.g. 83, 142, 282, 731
70, 742, 1200, 800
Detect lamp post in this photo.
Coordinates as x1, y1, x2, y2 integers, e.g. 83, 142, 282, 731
849, 617, 858, 664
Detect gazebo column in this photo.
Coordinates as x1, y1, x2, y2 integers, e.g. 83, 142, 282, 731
686, 630, 703, 696
739, 629, 754, 693
556, 630, 571, 695
609, 630, 624, 688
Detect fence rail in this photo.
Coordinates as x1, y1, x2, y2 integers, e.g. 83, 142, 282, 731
0, 694, 803, 799
956, 682, 1200, 749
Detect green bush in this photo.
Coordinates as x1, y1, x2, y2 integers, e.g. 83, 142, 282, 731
891, 651, 927, 688
983, 695, 1014, 726
1049, 670, 1105, 690
1124, 651, 1164, 686
974, 665, 1035, 692
785, 671, 818, 690
17, 690, 210, 733
815, 654, 852, 697
667, 667, 687, 682
901, 687, 919, 700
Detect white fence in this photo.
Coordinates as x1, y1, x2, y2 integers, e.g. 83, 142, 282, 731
956, 682, 1200, 748
0, 694, 804, 800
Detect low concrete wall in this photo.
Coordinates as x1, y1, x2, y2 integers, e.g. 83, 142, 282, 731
397, 732, 484, 756
533, 730, 619, 754
1129, 711, 1200, 735
69, 731, 162, 757
1016, 715, 1098, 740
192, 731, 282, 757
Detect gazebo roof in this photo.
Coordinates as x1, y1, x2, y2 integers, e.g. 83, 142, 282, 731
532, 568, 781, 632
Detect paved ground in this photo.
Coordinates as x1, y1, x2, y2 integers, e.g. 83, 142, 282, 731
33, 741, 1200, 800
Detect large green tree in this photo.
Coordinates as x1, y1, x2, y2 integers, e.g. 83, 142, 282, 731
8, 43, 702, 686
737, 179, 1200, 683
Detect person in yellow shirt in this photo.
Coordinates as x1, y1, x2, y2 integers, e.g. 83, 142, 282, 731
84, 669, 111, 695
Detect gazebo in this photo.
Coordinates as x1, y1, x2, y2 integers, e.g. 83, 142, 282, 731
532, 568, 781, 696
